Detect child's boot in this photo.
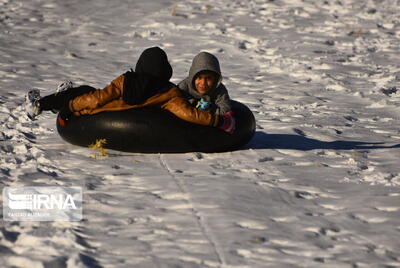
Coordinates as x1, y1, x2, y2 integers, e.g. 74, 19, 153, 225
56, 80, 73, 94
25, 89, 42, 120
50, 80, 73, 113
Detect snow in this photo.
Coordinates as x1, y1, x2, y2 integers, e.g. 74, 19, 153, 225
1, 0, 400, 267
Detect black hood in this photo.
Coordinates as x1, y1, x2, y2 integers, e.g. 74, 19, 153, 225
135, 46, 173, 83
123, 47, 173, 105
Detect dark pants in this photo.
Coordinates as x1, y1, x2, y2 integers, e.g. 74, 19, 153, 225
39, 85, 96, 111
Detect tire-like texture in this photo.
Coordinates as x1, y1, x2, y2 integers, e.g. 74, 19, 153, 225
57, 101, 255, 153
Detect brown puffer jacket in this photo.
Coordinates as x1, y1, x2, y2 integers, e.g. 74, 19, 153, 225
68, 74, 219, 127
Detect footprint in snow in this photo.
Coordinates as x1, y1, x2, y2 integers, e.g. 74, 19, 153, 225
236, 220, 268, 230
293, 128, 306, 136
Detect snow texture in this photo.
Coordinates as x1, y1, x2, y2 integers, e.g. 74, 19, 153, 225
1, 0, 400, 267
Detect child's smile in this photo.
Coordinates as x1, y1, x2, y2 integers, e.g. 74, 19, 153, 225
194, 71, 218, 94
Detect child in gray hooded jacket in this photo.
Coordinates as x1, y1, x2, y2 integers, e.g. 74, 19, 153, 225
178, 52, 232, 115
178, 52, 235, 133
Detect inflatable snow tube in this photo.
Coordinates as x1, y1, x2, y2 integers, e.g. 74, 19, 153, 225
56, 101, 255, 153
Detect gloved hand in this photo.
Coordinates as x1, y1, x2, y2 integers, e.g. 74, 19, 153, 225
58, 106, 73, 127
218, 111, 236, 134
196, 98, 211, 110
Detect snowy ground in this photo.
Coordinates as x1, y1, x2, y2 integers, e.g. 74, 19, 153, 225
1, 0, 400, 267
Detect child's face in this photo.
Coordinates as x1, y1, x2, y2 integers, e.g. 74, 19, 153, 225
194, 71, 218, 94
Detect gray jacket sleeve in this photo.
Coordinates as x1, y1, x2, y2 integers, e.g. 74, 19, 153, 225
177, 78, 197, 105
214, 84, 232, 115
177, 78, 189, 92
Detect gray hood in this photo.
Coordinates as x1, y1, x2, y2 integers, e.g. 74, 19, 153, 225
178, 52, 232, 115
187, 52, 222, 99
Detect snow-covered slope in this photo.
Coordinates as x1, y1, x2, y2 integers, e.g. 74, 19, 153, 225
1, 0, 399, 267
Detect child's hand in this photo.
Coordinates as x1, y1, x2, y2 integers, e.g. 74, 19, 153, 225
218, 111, 236, 134
196, 98, 211, 110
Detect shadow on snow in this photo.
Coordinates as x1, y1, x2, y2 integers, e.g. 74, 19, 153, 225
245, 131, 400, 151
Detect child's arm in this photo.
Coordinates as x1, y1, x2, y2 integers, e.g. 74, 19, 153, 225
69, 75, 124, 113
214, 84, 232, 115
161, 87, 219, 127
163, 93, 235, 134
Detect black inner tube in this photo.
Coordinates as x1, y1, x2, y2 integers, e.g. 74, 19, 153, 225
57, 100, 255, 153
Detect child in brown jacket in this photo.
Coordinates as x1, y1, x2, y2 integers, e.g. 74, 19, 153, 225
25, 47, 235, 133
